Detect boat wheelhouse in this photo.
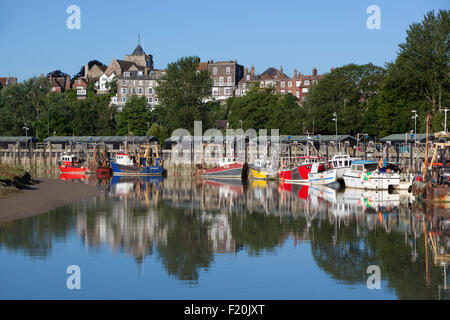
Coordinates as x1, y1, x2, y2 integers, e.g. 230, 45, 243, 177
329, 154, 360, 180
110, 144, 164, 176
249, 157, 278, 180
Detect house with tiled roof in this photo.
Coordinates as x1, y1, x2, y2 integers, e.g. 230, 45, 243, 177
0, 77, 17, 88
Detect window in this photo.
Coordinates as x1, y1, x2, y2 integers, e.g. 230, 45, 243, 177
122, 80, 126, 85
296, 81, 301, 87
227, 77, 232, 85
281, 90, 285, 94
124, 72, 130, 77
121, 97, 127, 103
296, 91, 300, 98
121, 88, 127, 94
219, 77, 224, 85
260, 81, 264, 88
304, 80, 310, 85
138, 87, 143, 94
302, 88, 308, 93
213, 67, 217, 75
138, 71, 143, 76
148, 87, 153, 94
226, 66, 231, 74
243, 83, 247, 89
281, 81, 285, 87
139, 80, 143, 85
212, 88, 218, 95
288, 90, 291, 94
225, 87, 231, 95
148, 97, 153, 103
288, 81, 292, 87
246, 75, 250, 81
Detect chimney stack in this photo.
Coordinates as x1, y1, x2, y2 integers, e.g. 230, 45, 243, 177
65, 74, 71, 91
280, 65, 283, 74
294, 68, 297, 78
84, 64, 89, 78
250, 64, 255, 75
312, 67, 317, 77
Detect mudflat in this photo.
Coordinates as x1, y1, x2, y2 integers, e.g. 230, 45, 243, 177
0, 178, 100, 223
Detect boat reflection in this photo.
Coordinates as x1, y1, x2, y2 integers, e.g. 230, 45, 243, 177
0, 177, 448, 298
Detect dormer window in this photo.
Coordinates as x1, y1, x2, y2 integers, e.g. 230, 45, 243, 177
138, 71, 143, 76
124, 72, 130, 77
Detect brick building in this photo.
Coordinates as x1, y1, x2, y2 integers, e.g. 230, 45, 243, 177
206, 60, 244, 101
0, 77, 17, 88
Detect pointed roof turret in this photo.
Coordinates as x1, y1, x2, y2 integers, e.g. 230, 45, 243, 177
131, 33, 145, 56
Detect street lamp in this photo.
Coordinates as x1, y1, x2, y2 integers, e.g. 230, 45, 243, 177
332, 112, 337, 147
441, 108, 449, 133
23, 125, 29, 150
411, 110, 418, 141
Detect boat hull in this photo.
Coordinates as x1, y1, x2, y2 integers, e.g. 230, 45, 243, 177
308, 169, 337, 185
196, 163, 243, 179
278, 164, 313, 183
343, 171, 400, 190
58, 165, 89, 174
249, 166, 278, 180
111, 162, 163, 175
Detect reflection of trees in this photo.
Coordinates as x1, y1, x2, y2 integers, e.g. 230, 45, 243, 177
310, 216, 446, 299
0, 207, 75, 259
229, 212, 307, 255
155, 203, 215, 282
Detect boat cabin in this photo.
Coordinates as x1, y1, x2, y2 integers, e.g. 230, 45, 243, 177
331, 154, 355, 169
60, 154, 82, 166
350, 161, 379, 172
115, 153, 135, 166
219, 156, 240, 167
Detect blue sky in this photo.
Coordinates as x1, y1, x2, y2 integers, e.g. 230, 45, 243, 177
0, 0, 448, 81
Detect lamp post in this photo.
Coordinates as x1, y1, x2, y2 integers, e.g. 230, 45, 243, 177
411, 110, 418, 141
441, 108, 449, 133
23, 125, 29, 150
332, 112, 337, 149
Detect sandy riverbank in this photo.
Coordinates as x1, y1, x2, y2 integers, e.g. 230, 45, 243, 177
0, 178, 100, 223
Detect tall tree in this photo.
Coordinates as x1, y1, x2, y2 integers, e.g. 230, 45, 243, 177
378, 10, 450, 135
303, 64, 385, 136
115, 95, 151, 136
155, 56, 213, 134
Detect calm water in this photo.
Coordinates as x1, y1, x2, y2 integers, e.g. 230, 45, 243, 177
0, 175, 448, 300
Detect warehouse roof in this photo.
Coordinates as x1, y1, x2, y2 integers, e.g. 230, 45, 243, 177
43, 136, 157, 143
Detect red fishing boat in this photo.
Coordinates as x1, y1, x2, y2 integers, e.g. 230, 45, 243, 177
278, 156, 325, 183
58, 153, 89, 174
195, 156, 244, 179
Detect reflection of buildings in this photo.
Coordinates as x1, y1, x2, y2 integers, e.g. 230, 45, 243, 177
204, 214, 236, 253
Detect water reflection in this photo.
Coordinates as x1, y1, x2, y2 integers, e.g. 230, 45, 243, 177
0, 176, 448, 299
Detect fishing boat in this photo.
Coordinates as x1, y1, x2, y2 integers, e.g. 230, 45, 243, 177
58, 153, 90, 174
249, 157, 278, 180
278, 156, 324, 183
195, 156, 244, 179
110, 144, 163, 176
92, 145, 111, 175
343, 160, 400, 190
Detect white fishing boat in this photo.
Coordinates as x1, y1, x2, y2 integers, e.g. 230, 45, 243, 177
343, 160, 400, 190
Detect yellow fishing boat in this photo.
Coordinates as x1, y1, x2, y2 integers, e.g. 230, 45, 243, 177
249, 158, 278, 180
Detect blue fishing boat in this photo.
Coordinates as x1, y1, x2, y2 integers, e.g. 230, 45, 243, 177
111, 144, 163, 175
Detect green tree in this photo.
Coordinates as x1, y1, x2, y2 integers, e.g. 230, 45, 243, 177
303, 64, 385, 136
378, 10, 450, 136
228, 87, 303, 134
155, 56, 213, 134
115, 95, 151, 136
